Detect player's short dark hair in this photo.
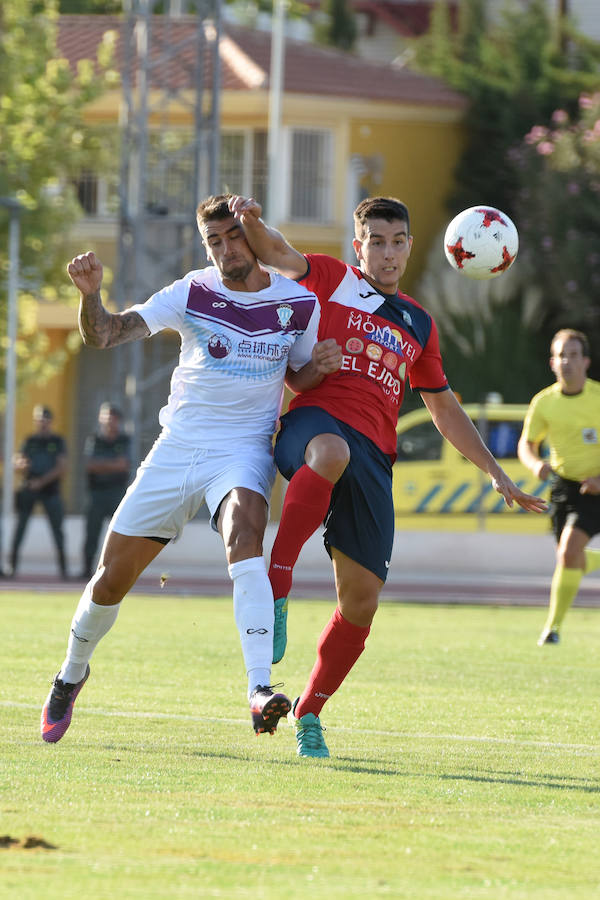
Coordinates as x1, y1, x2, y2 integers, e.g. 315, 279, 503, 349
551, 328, 590, 358
33, 404, 53, 421
353, 196, 410, 239
196, 194, 233, 228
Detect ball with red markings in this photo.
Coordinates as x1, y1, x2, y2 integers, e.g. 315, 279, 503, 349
443, 206, 519, 280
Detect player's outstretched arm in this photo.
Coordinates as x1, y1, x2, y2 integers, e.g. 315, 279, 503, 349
421, 389, 547, 512
228, 195, 308, 280
68, 251, 150, 349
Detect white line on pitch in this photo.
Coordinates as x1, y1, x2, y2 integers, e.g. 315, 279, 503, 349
1, 700, 598, 753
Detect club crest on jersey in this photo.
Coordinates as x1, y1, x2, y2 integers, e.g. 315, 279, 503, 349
276, 303, 294, 330
208, 333, 232, 359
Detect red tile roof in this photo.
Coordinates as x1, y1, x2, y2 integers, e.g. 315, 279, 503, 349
56, 14, 465, 108
305, 1, 459, 38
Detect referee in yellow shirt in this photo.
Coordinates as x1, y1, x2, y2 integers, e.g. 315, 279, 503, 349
518, 328, 600, 644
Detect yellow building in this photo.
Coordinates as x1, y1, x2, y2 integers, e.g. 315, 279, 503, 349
19, 14, 466, 512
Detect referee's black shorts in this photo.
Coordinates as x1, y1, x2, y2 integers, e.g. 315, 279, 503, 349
274, 406, 394, 582
550, 474, 600, 541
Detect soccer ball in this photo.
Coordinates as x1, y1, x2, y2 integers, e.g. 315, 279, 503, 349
443, 206, 519, 280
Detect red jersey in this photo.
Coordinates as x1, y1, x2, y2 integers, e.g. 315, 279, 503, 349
290, 253, 449, 457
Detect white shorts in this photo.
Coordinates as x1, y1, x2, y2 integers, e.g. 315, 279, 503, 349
110, 432, 277, 541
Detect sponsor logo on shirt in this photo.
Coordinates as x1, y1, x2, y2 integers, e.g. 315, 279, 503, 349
335, 309, 412, 398
208, 334, 232, 358
346, 310, 416, 360
382, 351, 398, 371
345, 337, 364, 354
237, 340, 290, 361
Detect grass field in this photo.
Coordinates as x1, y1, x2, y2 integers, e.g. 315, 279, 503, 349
1, 590, 599, 899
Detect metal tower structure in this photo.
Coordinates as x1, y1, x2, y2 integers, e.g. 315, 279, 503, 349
114, 0, 221, 464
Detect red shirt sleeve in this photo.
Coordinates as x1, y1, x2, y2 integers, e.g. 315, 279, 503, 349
299, 254, 348, 302
408, 313, 448, 392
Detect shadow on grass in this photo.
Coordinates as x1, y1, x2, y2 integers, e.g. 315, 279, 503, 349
95, 741, 404, 776
91, 739, 600, 787
439, 770, 600, 793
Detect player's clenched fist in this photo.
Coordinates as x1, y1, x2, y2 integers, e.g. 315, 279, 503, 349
228, 195, 262, 225
312, 338, 342, 376
67, 251, 103, 296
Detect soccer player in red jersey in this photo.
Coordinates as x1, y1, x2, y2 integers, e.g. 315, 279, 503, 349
229, 194, 546, 758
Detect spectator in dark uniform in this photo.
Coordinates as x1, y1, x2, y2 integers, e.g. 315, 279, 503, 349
79, 403, 132, 580
9, 405, 68, 577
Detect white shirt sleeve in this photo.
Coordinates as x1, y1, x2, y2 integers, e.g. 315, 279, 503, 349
286, 297, 321, 372
128, 272, 197, 335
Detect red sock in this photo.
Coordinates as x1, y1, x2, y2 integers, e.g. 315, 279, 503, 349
295, 608, 370, 718
268, 464, 334, 600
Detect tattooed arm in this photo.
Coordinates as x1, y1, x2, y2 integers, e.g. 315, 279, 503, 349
67, 251, 150, 349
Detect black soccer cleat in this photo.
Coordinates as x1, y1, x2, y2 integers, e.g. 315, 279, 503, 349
537, 629, 560, 646
249, 684, 291, 735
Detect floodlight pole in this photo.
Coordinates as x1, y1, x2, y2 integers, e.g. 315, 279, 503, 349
0, 197, 22, 568
267, 0, 286, 226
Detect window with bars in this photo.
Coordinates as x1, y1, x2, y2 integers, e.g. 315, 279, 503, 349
73, 170, 119, 217
289, 129, 333, 223
74, 127, 333, 224
219, 130, 268, 209
146, 136, 197, 216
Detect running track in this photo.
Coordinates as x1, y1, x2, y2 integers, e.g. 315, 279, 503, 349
1, 569, 599, 608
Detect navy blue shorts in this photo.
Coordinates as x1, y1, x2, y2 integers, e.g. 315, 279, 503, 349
274, 406, 394, 582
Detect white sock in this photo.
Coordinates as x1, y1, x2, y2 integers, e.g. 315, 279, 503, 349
59, 580, 121, 684
228, 556, 274, 699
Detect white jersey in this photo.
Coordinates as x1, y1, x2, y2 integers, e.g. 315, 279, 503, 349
130, 266, 319, 448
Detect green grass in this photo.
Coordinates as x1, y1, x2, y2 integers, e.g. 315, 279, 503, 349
1, 591, 599, 899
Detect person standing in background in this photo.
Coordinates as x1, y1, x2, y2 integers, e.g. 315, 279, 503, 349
8, 405, 68, 578
518, 328, 600, 645
79, 403, 132, 580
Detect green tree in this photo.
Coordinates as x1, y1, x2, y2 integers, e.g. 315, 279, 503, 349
314, 0, 356, 52
410, 0, 600, 398
0, 0, 118, 390
513, 93, 600, 367
415, 0, 600, 216
57, 1, 309, 18
58, 0, 121, 11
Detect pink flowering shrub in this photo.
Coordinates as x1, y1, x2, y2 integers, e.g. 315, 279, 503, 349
514, 92, 600, 333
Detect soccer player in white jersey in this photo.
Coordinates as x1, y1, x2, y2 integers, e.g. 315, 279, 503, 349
41, 194, 341, 744
229, 193, 547, 759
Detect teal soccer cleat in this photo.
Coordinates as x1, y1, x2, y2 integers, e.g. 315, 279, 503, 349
291, 698, 330, 758
272, 596, 288, 664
